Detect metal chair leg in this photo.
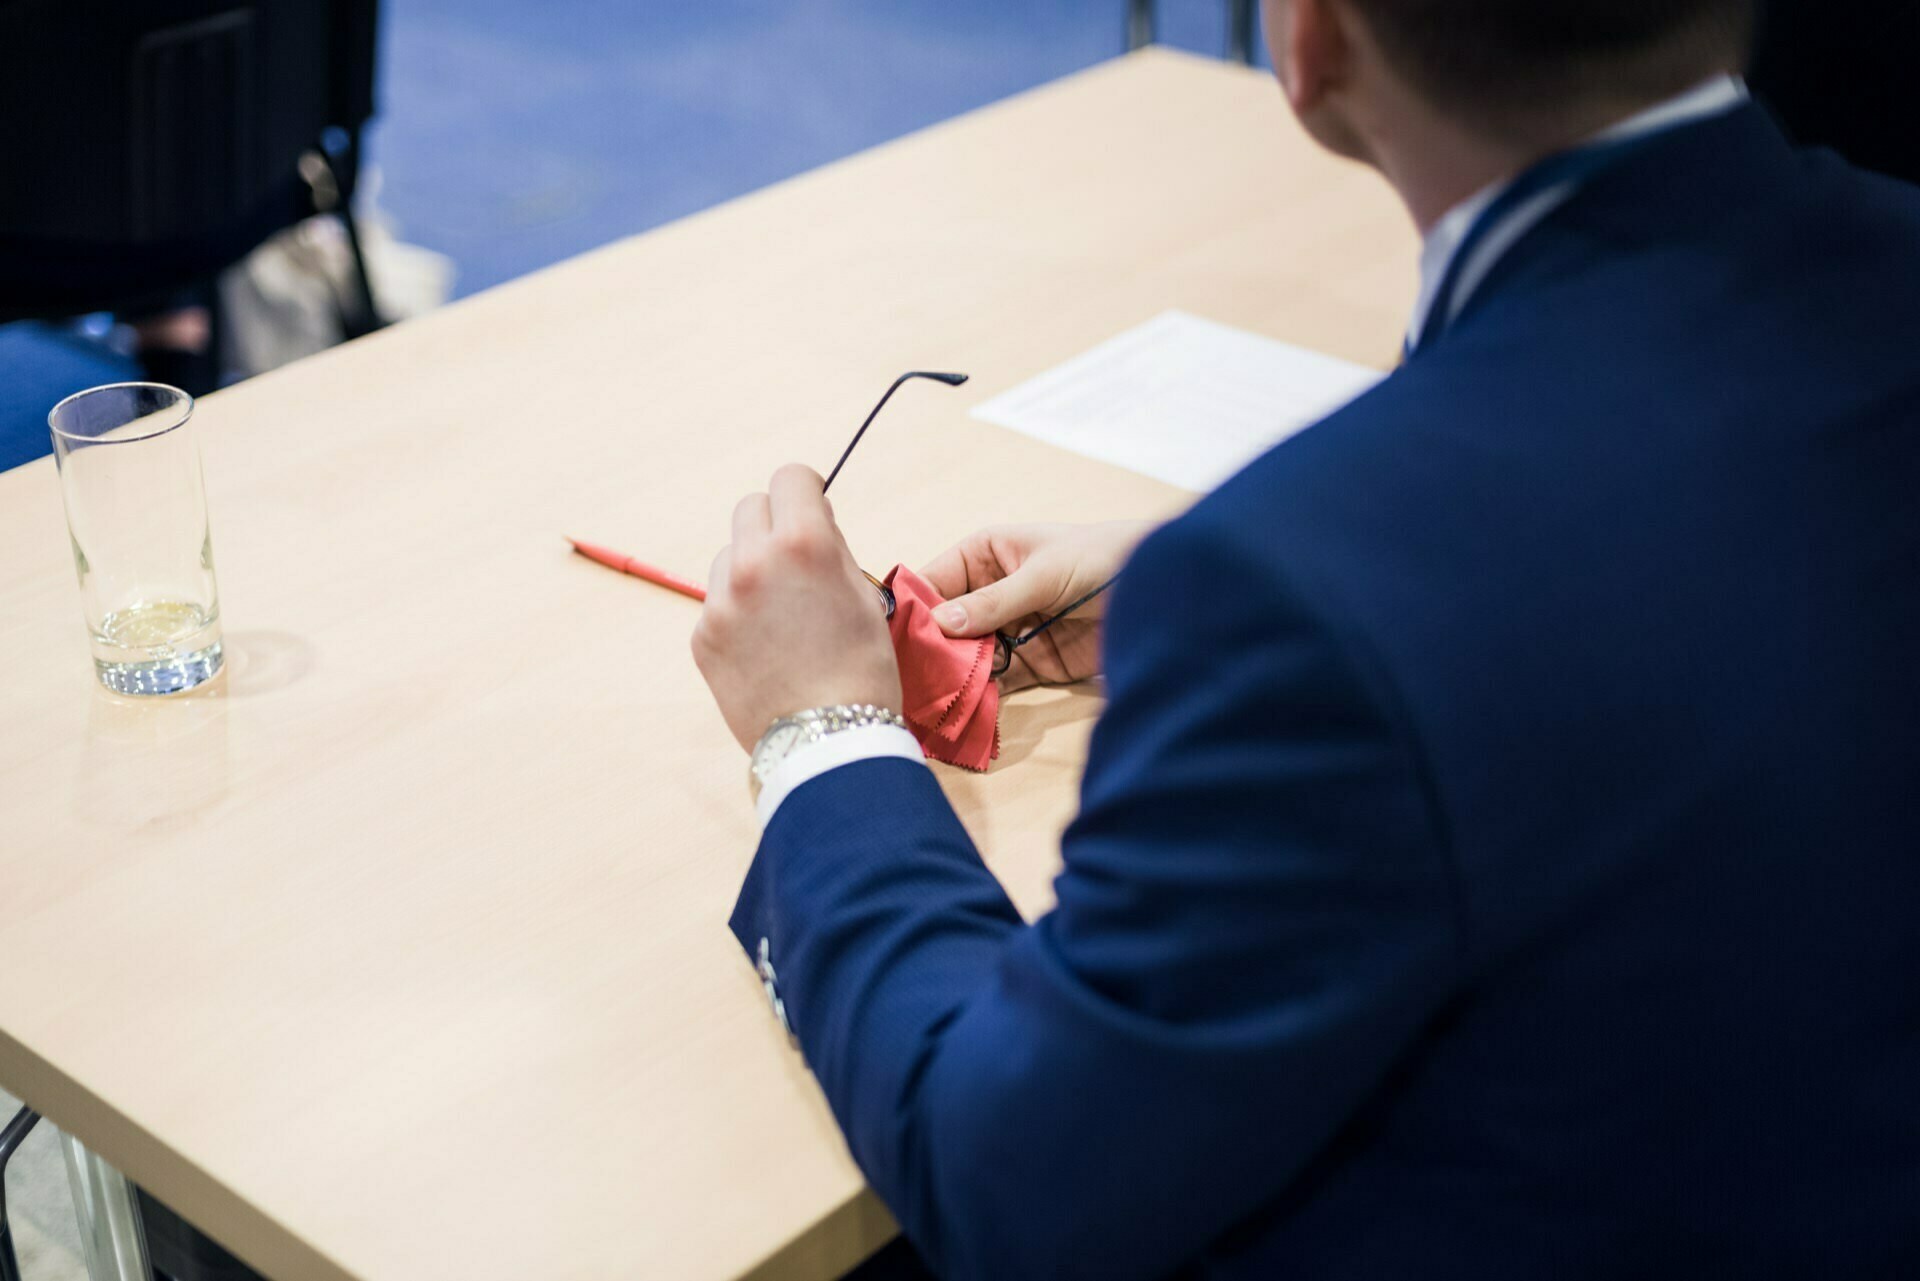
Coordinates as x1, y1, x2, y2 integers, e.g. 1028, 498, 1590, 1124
1, 1107, 45, 1281
1227, 0, 1259, 64
336, 202, 385, 340
1128, 0, 1155, 51
60, 1134, 152, 1281
297, 142, 386, 341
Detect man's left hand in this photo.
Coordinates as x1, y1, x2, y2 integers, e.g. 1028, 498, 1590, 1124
692, 464, 905, 752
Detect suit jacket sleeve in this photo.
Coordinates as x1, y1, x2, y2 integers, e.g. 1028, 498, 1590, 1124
729, 511, 1463, 1281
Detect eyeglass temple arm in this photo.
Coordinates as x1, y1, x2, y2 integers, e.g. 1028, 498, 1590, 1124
992, 575, 1121, 678
822, 371, 969, 494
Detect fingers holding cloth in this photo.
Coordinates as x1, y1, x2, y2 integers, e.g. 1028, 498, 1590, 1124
695, 490, 1146, 772
692, 463, 1004, 772
885, 564, 1004, 771
919, 522, 1149, 692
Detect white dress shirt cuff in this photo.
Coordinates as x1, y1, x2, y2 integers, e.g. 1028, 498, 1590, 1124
754, 723, 928, 832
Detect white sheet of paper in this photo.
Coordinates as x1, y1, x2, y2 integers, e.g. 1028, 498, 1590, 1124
970, 310, 1386, 493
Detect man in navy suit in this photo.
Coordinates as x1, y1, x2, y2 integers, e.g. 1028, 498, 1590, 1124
691, 0, 1920, 1275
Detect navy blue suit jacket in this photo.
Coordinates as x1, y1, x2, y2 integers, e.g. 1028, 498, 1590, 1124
730, 105, 1920, 1279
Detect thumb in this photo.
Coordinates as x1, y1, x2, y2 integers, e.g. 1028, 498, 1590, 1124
933, 575, 1040, 638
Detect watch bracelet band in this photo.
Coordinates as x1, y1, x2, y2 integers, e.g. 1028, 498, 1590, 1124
749, 704, 909, 801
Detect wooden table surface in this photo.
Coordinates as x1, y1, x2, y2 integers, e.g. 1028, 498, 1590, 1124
0, 49, 1416, 1281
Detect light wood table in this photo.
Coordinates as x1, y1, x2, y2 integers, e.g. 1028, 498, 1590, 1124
0, 48, 1416, 1281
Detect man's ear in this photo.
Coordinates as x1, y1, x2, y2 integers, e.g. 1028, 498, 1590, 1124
1278, 0, 1352, 117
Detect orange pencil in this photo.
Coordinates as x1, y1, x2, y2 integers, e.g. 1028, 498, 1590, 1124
567, 537, 708, 602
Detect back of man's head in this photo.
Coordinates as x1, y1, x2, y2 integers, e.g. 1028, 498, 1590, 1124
1346, 0, 1756, 132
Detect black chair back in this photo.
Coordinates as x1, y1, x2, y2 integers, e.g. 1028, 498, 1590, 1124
0, 0, 379, 317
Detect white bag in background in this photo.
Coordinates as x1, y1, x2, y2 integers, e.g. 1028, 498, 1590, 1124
219, 168, 455, 378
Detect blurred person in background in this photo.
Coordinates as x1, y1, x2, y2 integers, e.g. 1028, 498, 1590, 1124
692, 0, 1920, 1278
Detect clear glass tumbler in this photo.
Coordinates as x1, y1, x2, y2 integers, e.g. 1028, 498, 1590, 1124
48, 383, 225, 696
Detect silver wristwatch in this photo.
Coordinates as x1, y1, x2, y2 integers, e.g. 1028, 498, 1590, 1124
749, 704, 909, 802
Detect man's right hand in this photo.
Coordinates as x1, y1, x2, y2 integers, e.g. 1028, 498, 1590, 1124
919, 521, 1155, 691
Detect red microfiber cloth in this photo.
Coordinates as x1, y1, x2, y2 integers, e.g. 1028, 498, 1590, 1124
884, 565, 1001, 772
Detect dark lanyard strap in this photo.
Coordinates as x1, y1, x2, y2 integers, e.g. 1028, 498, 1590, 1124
1411, 130, 1670, 355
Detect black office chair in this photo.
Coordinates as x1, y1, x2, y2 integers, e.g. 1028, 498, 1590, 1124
0, 0, 384, 392
1748, 0, 1920, 187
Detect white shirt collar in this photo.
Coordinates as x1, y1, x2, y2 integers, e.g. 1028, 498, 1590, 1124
1408, 75, 1749, 349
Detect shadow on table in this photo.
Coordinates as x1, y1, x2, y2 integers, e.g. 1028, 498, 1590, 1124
221, 630, 318, 699
993, 680, 1103, 770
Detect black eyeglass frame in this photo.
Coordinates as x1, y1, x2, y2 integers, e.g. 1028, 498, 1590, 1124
824, 372, 969, 620
989, 576, 1118, 680
826, 370, 1118, 677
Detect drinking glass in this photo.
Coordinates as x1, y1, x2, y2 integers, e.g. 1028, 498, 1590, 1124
48, 383, 225, 695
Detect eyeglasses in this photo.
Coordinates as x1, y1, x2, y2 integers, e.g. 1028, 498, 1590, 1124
823, 371, 970, 620
827, 372, 1118, 682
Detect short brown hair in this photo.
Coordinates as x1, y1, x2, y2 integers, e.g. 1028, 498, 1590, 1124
1345, 0, 1756, 126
